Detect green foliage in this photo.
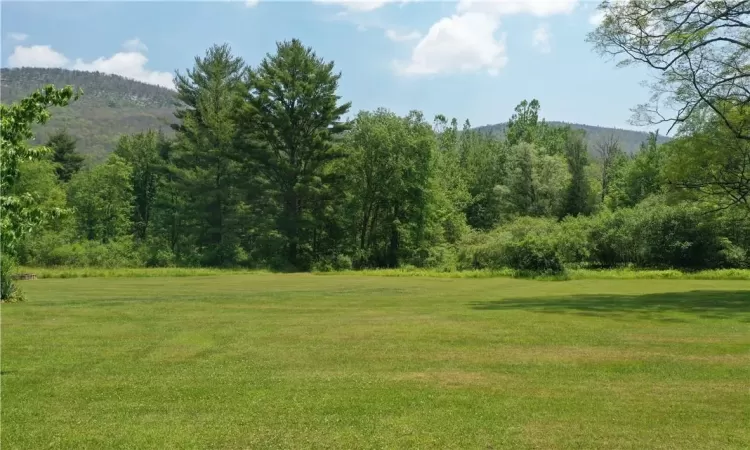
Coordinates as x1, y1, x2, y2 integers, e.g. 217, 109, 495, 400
34, 238, 144, 268
341, 109, 437, 268
498, 143, 570, 218
4, 42, 748, 275
0, 254, 21, 302
563, 130, 593, 217
172, 43, 247, 266
0, 84, 78, 299
68, 155, 134, 243
46, 129, 85, 182
114, 130, 166, 240
1, 85, 78, 256
457, 217, 563, 273
242, 39, 352, 269
662, 107, 750, 211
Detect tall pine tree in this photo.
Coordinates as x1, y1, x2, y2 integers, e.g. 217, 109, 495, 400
173, 44, 246, 266
241, 39, 351, 270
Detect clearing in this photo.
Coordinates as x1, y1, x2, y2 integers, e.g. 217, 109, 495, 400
2, 274, 749, 448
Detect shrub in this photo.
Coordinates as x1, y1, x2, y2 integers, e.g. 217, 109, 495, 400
504, 235, 565, 275
456, 218, 565, 274
40, 238, 145, 268
332, 254, 353, 271
1, 255, 20, 302
633, 205, 715, 269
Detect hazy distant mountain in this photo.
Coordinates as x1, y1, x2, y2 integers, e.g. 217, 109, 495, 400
2, 67, 669, 162
473, 122, 671, 155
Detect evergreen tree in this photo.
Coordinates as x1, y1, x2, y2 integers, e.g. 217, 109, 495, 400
47, 129, 85, 182
241, 39, 351, 269
173, 43, 246, 266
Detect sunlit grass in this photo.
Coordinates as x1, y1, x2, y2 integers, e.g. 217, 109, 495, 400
3, 274, 749, 448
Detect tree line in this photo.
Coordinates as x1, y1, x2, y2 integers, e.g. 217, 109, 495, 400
2, 0, 748, 300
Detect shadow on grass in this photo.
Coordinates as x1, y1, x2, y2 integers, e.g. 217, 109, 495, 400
470, 290, 750, 321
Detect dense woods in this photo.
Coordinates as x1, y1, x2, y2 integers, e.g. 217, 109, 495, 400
2, 0, 749, 298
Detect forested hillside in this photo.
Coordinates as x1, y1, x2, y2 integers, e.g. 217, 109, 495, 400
2, 67, 663, 160
1, 68, 178, 162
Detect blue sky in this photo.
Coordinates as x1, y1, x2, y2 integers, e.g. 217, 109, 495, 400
2, 1, 661, 131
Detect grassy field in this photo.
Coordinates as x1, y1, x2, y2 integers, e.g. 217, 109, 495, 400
3, 274, 749, 449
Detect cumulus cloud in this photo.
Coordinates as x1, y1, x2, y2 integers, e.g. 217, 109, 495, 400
531, 24, 551, 53
313, 0, 394, 12
6, 41, 174, 89
245, 0, 259, 7
395, 12, 508, 76
396, 0, 578, 76
8, 32, 28, 42
122, 38, 148, 52
314, 0, 416, 12
456, 0, 577, 17
8, 45, 69, 68
385, 29, 421, 42
72, 52, 174, 89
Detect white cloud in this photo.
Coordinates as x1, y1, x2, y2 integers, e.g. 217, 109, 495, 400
456, 0, 578, 17
396, 0, 578, 76
313, 0, 394, 12
385, 29, 421, 42
73, 52, 174, 89
531, 24, 551, 53
395, 12, 508, 76
122, 38, 148, 52
245, 0, 259, 7
314, 0, 416, 12
588, 10, 605, 26
8, 45, 69, 68
6, 41, 174, 89
8, 32, 28, 42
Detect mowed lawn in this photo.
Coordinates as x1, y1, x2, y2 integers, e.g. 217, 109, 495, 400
3, 275, 750, 449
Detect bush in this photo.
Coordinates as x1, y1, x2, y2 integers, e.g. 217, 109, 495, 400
504, 235, 565, 275
1, 255, 22, 302
456, 218, 565, 274
40, 238, 145, 268
633, 204, 725, 269
332, 254, 353, 271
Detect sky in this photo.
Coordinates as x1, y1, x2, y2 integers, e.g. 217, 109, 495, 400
1, 0, 663, 131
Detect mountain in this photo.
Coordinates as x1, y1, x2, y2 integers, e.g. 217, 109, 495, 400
2, 68, 669, 162
1, 68, 179, 162
473, 122, 671, 155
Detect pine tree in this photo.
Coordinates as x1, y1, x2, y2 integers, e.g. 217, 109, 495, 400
241, 39, 351, 270
172, 44, 246, 266
47, 129, 85, 182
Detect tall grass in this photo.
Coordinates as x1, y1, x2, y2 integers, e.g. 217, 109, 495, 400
18, 266, 750, 280
320, 267, 750, 281
19, 267, 270, 279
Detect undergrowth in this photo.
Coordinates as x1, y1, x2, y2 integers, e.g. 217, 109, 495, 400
16, 266, 750, 280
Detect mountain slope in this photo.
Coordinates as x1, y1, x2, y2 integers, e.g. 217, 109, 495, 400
2, 68, 668, 162
1, 68, 178, 162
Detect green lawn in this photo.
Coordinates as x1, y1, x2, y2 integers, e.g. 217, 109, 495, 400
3, 274, 749, 449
